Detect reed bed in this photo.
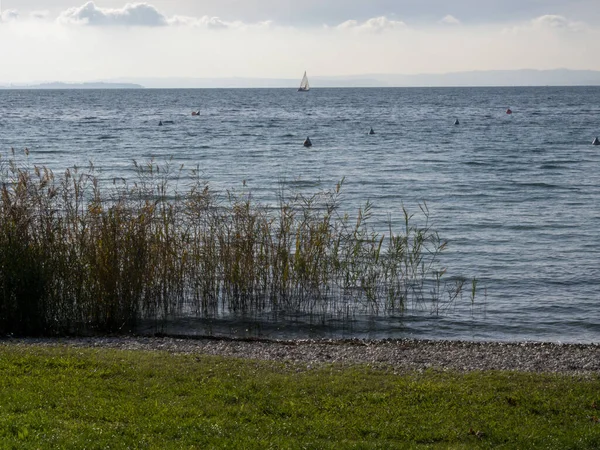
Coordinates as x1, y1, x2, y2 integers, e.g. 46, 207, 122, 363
0, 151, 472, 336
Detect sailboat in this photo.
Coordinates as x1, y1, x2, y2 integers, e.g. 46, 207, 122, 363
298, 71, 310, 92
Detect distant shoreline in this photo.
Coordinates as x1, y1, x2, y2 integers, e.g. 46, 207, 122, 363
0, 82, 144, 90
3, 69, 600, 89
2, 85, 600, 90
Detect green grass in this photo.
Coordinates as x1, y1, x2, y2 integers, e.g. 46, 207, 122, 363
0, 345, 599, 449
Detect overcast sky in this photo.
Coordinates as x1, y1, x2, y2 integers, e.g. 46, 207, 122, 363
1, 1, 599, 83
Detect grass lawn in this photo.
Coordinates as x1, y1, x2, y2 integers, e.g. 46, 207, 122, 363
0, 344, 599, 449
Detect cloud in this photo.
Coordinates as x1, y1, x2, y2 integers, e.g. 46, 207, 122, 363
504, 15, 586, 34
336, 16, 406, 32
531, 15, 583, 31
169, 15, 229, 29
1, 10, 19, 22
55, 2, 271, 30
167, 15, 272, 30
440, 15, 460, 25
57, 2, 168, 27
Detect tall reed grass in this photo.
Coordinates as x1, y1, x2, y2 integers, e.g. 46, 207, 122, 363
0, 151, 471, 336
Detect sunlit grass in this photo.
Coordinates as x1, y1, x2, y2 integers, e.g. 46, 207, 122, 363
0, 344, 599, 449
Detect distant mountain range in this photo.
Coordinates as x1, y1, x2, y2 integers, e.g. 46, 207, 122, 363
112, 69, 600, 88
343, 69, 600, 87
2, 70, 600, 89
0, 82, 144, 89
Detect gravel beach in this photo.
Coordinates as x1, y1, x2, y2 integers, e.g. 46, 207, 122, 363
2, 336, 599, 374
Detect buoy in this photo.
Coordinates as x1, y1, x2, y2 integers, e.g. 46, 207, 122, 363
454, 119, 460, 125
159, 120, 163, 126
303, 137, 312, 148
192, 111, 200, 116
593, 137, 600, 146
506, 108, 512, 115
369, 128, 375, 135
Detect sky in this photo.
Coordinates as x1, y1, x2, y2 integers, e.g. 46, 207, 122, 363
1, 0, 600, 84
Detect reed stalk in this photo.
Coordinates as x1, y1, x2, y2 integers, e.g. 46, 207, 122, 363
0, 152, 470, 336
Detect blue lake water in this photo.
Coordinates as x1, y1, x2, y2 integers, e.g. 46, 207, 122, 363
1, 86, 600, 343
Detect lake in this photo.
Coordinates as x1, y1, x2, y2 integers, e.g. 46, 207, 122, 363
1, 86, 600, 342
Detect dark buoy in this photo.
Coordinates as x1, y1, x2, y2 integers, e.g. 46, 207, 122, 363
159, 120, 163, 126
454, 119, 460, 125
303, 136, 312, 147
506, 108, 513, 115
593, 137, 600, 146
369, 128, 375, 135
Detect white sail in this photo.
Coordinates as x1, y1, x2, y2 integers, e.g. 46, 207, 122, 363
298, 71, 310, 91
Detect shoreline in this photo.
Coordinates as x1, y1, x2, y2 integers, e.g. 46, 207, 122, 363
2, 335, 599, 374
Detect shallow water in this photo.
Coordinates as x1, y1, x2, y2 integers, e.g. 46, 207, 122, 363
1, 86, 600, 343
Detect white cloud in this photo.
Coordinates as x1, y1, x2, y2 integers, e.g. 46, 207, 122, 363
440, 15, 460, 25
57, 2, 168, 27
336, 16, 406, 32
531, 15, 584, 31
532, 15, 570, 29
167, 15, 272, 30
336, 19, 358, 29
55, 2, 271, 30
504, 15, 586, 34
169, 15, 229, 29
1, 9, 19, 22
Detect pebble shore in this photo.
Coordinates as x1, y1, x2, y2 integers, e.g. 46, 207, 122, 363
2, 336, 600, 374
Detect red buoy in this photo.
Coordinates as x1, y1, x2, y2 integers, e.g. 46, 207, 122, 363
506, 108, 512, 115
